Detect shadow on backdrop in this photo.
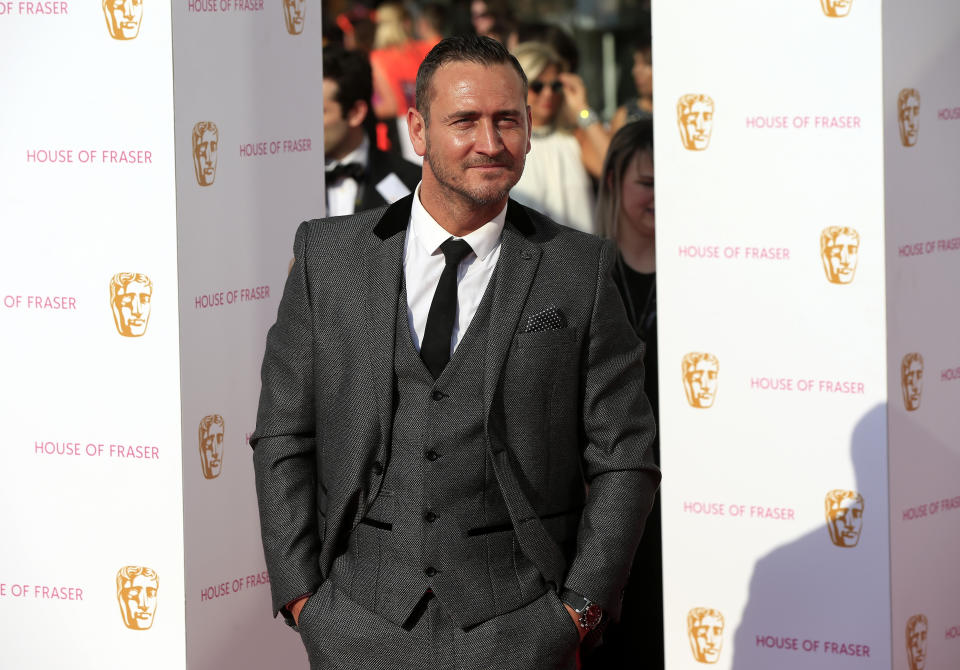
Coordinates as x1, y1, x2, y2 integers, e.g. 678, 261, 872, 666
731, 404, 889, 670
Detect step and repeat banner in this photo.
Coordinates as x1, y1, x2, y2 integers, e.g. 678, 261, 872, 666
173, 0, 322, 667
0, 3, 185, 668
0, 1, 323, 667
654, 1, 958, 669
884, 2, 960, 669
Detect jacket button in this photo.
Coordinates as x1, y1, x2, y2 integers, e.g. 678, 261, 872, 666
431, 390, 446, 401
425, 450, 439, 461
371, 461, 383, 476
425, 511, 438, 523
424, 566, 437, 577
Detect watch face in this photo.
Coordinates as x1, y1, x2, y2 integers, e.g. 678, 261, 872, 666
582, 603, 603, 630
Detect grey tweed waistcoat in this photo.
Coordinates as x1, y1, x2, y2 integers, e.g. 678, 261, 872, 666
328, 276, 546, 630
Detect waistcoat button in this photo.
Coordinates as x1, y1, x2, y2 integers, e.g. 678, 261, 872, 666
425, 450, 439, 461
431, 390, 446, 401
425, 511, 438, 523
425, 566, 437, 577
371, 461, 383, 475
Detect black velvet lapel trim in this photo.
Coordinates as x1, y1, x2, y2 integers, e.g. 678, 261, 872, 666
372, 193, 414, 240
373, 194, 536, 240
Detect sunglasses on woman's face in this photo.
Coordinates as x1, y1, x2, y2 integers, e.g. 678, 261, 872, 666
529, 80, 564, 94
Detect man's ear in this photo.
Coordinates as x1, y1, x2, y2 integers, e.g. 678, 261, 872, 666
408, 107, 427, 157
525, 104, 533, 154
346, 100, 369, 129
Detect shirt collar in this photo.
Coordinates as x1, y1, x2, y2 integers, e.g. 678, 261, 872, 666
409, 183, 507, 261
326, 135, 369, 169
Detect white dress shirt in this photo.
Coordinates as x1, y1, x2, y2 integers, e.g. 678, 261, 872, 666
326, 136, 368, 217
404, 183, 506, 354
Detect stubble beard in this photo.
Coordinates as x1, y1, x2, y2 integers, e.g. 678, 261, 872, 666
424, 137, 522, 207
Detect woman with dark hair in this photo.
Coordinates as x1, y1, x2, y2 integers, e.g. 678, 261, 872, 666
586, 117, 663, 670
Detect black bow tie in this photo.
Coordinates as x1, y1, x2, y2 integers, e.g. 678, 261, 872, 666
326, 162, 365, 183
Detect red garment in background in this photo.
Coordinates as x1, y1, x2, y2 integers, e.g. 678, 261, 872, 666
369, 40, 432, 117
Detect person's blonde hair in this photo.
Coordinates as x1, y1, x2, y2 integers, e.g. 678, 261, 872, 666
595, 118, 653, 239
373, 2, 412, 49
511, 41, 565, 84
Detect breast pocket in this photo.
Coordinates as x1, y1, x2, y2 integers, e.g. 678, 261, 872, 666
513, 326, 576, 350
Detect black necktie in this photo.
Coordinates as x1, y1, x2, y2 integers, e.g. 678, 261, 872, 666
420, 238, 473, 379
325, 162, 365, 183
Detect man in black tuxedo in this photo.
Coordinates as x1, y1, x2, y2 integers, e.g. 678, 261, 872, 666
252, 36, 659, 669
322, 46, 421, 216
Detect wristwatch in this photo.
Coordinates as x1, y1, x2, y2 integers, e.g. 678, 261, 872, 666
560, 589, 603, 631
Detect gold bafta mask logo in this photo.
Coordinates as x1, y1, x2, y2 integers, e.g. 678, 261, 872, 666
677, 94, 714, 151
110, 273, 153, 337
199, 414, 225, 479
820, 226, 860, 284
901, 352, 924, 411
192, 122, 219, 187
116, 566, 159, 630
906, 614, 928, 670
825, 489, 864, 547
682, 353, 719, 409
688, 607, 725, 664
898, 88, 921, 147
820, 0, 853, 18
283, 0, 306, 35
103, 0, 144, 41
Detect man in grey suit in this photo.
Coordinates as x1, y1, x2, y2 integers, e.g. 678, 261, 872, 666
251, 36, 659, 669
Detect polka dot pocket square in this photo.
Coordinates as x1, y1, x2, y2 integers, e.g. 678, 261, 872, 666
522, 306, 568, 333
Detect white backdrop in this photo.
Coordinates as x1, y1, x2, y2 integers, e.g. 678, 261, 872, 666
0, 1, 324, 667
654, 1, 959, 668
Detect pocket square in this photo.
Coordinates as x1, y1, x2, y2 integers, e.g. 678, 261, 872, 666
522, 306, 567, 333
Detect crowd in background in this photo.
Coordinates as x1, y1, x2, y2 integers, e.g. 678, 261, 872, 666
321, 2, 660, 667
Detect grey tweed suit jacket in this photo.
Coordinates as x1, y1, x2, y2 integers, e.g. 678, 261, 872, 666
251, 194, 660, 627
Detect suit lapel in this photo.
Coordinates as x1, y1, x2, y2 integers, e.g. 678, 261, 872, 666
365, 194, 413, 449
484, 200, 541, 415
359, 148, 393, 211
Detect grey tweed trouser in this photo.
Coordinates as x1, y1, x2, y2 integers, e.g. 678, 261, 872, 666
296, 579, 581, 670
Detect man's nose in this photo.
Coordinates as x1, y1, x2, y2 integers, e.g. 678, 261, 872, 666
122, 0, 135, 18
130, 296, 142, 315
474, 119, 503, 154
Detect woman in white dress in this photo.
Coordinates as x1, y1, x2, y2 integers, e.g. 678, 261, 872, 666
510, 41, 609, 234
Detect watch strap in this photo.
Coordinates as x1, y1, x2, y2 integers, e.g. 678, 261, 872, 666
559, 588, 591, 612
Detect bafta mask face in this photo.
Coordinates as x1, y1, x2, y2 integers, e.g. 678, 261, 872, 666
901, 353, 924, 411
820, 227, 860, 284
820, 0, 853, 17
683, 353, 719, 409
906, 615, 928, 670
103, 0, 144, 41
192, 122, 219, 187
199, 415, 225, 479
825, 490, 864, 547
283, 0, 306, 35
688, 608, 724, 663
677, 95, 714, 151
110, 273, 153, 337
898, 89, 920, 147
116, 566, 159, 630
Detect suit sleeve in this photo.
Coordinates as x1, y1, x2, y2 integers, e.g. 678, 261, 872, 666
563, 238, 661, 620
250, 221, 323, 624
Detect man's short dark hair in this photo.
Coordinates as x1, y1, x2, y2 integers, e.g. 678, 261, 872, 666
323, 45, 373, 112
415, 35, 527, 124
